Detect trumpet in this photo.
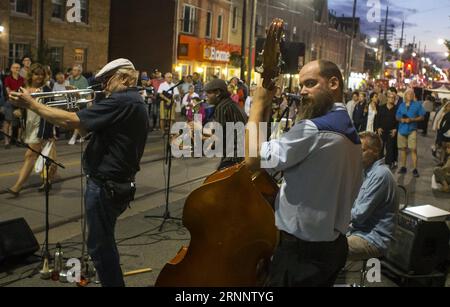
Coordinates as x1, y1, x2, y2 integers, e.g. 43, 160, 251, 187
30, 89, 98, 110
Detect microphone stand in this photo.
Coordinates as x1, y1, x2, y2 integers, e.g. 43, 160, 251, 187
145, 81, 184, 232
278, 94, 301, 132
0, 131, 65, 277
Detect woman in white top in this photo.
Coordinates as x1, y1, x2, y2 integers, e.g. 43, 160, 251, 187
366, 92, 379, 132
6, 63, 56, 197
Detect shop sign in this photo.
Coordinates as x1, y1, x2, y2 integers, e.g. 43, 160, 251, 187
204, 46, 230, 62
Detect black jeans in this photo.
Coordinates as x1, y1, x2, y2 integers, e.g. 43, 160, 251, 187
267, 232, 348, 287
381, 131, 398, 165
85, 179, 129, 287
150, 102, 160, 129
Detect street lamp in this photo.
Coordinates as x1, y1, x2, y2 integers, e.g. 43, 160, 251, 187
398, 47, 405, 54
412, 52, 417, 57
370, 37, 378, 44
0, 26, 4, 34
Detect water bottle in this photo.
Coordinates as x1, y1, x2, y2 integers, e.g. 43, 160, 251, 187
53, 243, 63, 278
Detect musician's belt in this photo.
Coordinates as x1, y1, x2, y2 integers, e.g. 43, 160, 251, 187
280, 231, 346, 246
280, 231, 304, 243
87, 174, 134, 185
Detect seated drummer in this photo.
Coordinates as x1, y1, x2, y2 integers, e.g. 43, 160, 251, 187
347, 132, 399, 261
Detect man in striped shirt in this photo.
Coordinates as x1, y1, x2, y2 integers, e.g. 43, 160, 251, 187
204, 79, 248, 170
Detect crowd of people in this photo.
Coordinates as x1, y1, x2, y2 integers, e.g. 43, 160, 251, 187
1, 55, 449, 287
1, 57, 449, 195
344, 86, 449, 191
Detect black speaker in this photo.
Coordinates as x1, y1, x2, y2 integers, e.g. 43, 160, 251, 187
386, 212, 449, 275
0, 218, 40, 264
255, 39, 306, 75
281, 42, 305, 74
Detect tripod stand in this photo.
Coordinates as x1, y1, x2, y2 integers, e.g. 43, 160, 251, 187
145, 83, 183, 231
0, 131, 65, 275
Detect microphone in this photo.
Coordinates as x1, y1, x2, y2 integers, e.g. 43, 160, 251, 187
285, 93, 303, 103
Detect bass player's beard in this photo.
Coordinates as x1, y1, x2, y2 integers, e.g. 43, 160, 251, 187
297, 89, 335, 121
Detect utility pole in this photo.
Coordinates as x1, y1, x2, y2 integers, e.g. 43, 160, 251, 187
240, 0, 247, 81
247, 0, 257, 86
399, 20, 404, 48
380, 3, 389, 79
38, 0, 45, 51
345, 0, 357, 89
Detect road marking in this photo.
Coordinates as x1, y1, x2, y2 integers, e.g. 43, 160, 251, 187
0, 147, 163, 178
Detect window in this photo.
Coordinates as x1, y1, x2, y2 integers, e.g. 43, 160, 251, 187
232, 7, 238, 30
10, 0, 32, 15
217, 15, 223, 40
205, 11, 212, 38
8, 43, 31, 67
50, 47, 64, 72
80, 0, 89, 24
74, 48, 87, 71
51, 0, 65, 20
182, 5, 196, 34
255, 14, 264, 37
206, 67, 216, 81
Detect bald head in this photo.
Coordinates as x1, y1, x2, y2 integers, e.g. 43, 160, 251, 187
299, 60, 344, 102
164, 73, 173, 83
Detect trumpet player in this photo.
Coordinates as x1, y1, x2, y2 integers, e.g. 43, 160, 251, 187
10, 59, 150, 287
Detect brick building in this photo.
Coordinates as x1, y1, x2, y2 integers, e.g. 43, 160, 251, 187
312, 0, 366, 74
255, 0, 315, 64
107, 0, 368, 85
0, 0, 110, 74
175, 0, 243, 82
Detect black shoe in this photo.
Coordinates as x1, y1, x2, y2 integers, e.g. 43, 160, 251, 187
3, 188, 20, 198
38, 183, 52, 193
413, 169, 420, 178
398, 167, 407, 175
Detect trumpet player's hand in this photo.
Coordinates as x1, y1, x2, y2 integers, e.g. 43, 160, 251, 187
9, 87, 34, 109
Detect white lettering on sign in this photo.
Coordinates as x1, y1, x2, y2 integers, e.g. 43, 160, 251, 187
204, 46, 230, 62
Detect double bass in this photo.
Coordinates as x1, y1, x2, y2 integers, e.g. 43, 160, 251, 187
155, 19, 285, 287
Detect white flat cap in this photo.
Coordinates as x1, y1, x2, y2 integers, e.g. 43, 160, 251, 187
95, 58, 135, 80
